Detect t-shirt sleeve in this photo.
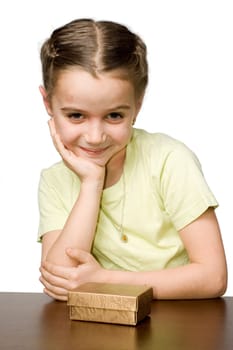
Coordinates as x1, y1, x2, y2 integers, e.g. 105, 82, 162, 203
159, 143, 218, 231
37, 170, 68, 242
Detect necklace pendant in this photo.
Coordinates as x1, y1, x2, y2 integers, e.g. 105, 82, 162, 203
121, 233, 128, 243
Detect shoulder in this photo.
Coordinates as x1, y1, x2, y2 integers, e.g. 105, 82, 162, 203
39, 161, 79, 188
132, 128, 186, 149
131, 128, 198, 166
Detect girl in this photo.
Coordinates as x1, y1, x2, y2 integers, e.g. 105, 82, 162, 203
38, 18, 227, 301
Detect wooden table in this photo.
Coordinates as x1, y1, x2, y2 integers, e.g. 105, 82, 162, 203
0, 293, 232, 350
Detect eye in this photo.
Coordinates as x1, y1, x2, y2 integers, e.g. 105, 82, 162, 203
106, 112, 123, 121
67, 113, 83, 120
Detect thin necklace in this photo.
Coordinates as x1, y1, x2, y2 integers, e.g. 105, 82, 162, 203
101, 170, 128, 242
116, 170, 128, 243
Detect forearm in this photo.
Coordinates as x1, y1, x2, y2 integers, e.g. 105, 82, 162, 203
104, 263, 227, 299
45, 181, 103, 266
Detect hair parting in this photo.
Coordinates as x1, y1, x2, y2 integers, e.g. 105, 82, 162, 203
40, 18, 148, 99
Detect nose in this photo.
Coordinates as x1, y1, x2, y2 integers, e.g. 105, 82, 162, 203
84, 120, 106, 145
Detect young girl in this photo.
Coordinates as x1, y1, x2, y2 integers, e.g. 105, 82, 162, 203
38, 18, 227, 301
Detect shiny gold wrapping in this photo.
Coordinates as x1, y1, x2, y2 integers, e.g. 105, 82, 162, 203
68, 282, 153, 325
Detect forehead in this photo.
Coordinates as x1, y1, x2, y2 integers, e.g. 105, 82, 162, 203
51, 68, 137, 108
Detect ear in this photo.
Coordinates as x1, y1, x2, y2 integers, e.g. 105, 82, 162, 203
39, 85, 53, 116
133, 94, 144, 124
136, 96, 143, 114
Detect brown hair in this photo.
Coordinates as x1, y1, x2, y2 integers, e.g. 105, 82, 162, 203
40, 18, 148, 99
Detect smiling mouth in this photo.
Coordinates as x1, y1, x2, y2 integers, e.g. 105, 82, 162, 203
79, 146, 109, 155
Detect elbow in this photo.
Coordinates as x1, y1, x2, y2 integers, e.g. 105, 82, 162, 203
207, 268, 228, 298
214, 274, 228, 298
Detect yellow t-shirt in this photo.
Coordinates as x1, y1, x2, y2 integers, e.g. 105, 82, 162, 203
38, 129, 218, 271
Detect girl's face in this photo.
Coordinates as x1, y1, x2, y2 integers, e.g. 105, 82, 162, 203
41, 69, 142, 167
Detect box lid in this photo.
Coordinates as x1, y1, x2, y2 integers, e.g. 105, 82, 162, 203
68, 283, 153, 312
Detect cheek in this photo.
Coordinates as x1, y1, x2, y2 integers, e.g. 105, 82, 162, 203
54, 119, 80, 145
114, 125, 133, 145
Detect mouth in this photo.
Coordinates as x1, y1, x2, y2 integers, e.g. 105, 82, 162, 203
79, 146, 109, 156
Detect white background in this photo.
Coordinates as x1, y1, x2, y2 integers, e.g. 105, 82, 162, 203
0, 0, 232, 295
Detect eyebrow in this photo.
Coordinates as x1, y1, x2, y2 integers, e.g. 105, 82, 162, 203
60, 105, 131, 112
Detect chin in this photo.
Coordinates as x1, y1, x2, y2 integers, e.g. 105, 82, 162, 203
93, 158, 110, 167
84, 156, 109, 167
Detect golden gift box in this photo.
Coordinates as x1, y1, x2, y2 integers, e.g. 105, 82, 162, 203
67, 282, 153, 326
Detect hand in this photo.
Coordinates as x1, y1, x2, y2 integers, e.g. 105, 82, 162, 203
48, 118, 105, 184
39, 248, 105, 301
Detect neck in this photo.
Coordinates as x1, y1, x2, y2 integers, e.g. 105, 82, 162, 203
104, 148, 126, 188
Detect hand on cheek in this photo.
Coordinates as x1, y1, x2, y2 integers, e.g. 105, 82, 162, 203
47, 119, 105, 184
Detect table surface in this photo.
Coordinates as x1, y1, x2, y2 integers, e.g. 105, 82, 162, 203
0, 293, 232, 350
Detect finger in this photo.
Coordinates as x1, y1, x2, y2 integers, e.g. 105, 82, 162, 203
48, 118, 56, 137
40, 265, 72, 286
43, 287, 68, 301
66, 248, 93, 263
48, 119, 69, 157
54, 135, 77, 167
40, 268, 81, 297
51, 129, 66, 156
41, 261, 76, 280
40, 275, 68, 298
48, 119, 60, 152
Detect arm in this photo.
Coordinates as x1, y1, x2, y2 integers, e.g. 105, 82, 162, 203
42, 181, 103, 266
105, 208, 227, 299
40, 208, 227, 300
41, 119, 105, 267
